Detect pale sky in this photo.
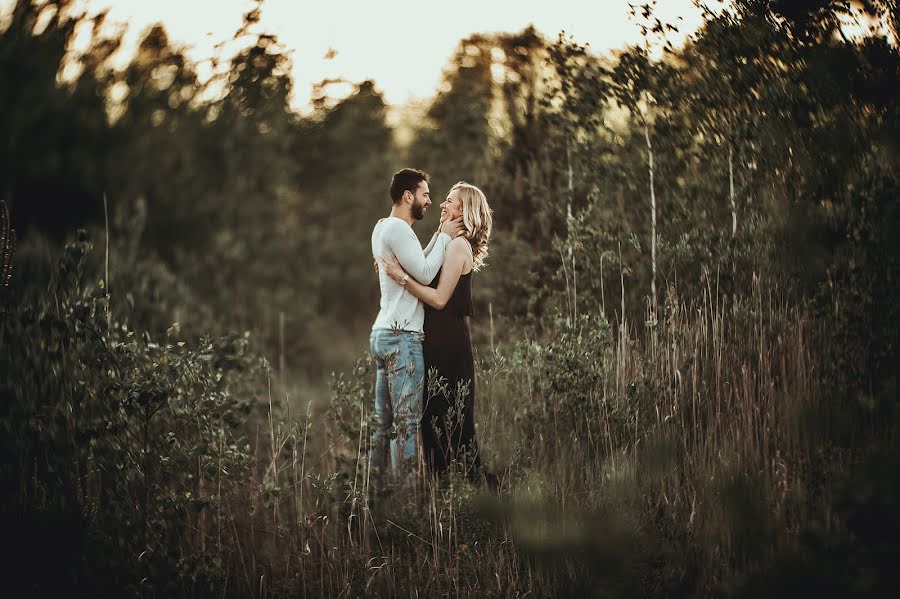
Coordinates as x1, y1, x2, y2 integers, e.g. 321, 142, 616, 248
3, 0, 708, 110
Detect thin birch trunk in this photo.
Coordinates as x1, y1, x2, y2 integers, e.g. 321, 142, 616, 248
566, 140, 575, 324
644, 124, 657, 311
103, 192, 110, 331
729, 144, 737, 237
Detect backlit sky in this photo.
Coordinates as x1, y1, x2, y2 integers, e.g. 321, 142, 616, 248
5, 0, 711, 109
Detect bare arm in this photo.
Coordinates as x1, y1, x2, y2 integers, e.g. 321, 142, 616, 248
381, 238, 471, 310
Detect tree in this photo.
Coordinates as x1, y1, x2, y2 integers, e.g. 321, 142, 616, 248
0, 0, 115, 237
108, 25, 207, 255
408, 34, 495, 201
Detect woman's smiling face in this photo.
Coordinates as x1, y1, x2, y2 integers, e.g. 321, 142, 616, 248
441, 189, 462, 220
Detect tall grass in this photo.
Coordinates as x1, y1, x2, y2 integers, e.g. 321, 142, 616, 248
1, 236, 877, 597
181, 274, 832, 597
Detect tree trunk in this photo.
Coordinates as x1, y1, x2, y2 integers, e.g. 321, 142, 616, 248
729, 144, 736, 237
566, 140, 576, 323
644, 124, 657, 311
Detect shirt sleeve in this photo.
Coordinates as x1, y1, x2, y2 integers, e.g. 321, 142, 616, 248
423, 231, 440, 257
386, 222, 450, 285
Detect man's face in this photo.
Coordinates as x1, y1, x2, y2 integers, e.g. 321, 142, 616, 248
410, 181, 431, 221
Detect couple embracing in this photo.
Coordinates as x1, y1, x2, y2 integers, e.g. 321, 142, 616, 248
369, 168, 493, 486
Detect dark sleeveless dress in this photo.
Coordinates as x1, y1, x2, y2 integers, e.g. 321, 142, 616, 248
421, 269, 482, 478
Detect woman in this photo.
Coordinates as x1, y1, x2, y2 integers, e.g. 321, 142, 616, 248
380, 181, 492, 481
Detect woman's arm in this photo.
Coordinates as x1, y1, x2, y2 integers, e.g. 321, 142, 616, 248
381, 238, 470, 310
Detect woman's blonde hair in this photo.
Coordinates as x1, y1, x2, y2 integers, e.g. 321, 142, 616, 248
451, 181, 492, 271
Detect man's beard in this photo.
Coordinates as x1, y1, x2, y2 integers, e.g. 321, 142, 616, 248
412, 200, 426, 220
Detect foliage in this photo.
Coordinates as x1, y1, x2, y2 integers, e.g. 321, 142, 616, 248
1, 0, 899, 595
1, 233, 265, 595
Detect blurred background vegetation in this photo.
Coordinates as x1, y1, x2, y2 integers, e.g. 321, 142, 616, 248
1, 0, 899, 596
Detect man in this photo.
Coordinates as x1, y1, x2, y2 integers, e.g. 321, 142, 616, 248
370, 168, 462, 477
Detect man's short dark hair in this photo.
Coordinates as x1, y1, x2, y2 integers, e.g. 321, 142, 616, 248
390, 168, 429, 204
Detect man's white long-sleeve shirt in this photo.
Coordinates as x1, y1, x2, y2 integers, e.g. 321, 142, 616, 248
371, 217, 450, 333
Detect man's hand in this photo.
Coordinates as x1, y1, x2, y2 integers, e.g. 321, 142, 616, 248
440, 216, 465, 239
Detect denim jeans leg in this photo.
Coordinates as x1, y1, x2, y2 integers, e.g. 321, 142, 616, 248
389, 333, 424, 475
369, 333, 393, 472
369, 330, 425, 477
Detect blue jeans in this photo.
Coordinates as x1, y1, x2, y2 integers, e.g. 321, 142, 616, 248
369, 329, 425, 476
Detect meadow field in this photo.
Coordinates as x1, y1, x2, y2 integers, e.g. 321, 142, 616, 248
2, 0, 898, 596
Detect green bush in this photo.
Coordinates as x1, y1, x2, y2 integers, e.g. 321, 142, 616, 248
1, 233, 266, 595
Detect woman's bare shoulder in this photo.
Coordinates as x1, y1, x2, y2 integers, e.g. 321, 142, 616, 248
448, 235, 474, 254
447, 236, 474, 272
